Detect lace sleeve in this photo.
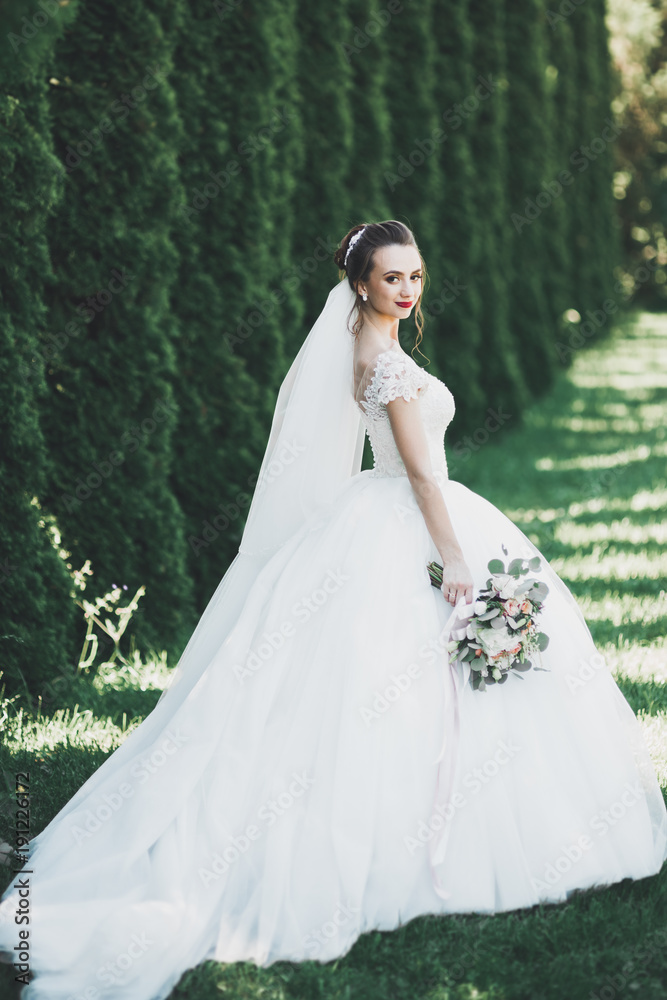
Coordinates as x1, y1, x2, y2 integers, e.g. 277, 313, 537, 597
355, 348, 430, 421
374, 352, 429, 407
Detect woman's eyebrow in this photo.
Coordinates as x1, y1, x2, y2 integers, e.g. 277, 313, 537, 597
382, 269, 422, 276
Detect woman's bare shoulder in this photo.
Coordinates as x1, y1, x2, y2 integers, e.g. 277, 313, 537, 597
353, 339, 402, 381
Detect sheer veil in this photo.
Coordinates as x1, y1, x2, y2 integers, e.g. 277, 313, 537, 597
10, 278, 366, 860
156, 276, 365, 707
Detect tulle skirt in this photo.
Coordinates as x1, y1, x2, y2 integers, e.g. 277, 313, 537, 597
1, 470, 666, 1000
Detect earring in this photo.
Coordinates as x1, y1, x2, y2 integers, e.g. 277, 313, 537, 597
362, 292, 368, 302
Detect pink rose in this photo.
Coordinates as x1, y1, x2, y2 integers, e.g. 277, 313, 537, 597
504, 598, 520, 617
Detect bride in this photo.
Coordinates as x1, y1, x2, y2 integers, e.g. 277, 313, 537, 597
1, 219, 666, 1000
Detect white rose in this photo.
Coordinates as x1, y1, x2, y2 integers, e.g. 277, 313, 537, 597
492, 574, 518, 600
479, 628, 522, 659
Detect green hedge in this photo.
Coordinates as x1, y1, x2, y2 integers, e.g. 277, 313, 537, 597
0, 0, 621, 695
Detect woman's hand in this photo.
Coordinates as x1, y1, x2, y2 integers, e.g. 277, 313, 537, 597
439, 551, 474, 607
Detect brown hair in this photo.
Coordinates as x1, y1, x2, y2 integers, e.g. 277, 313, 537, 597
334, 220, 430, 363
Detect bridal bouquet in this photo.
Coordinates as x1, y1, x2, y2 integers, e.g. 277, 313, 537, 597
427, 548, 550, 691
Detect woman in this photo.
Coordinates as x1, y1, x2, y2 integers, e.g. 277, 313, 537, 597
1, 219, 665, 1000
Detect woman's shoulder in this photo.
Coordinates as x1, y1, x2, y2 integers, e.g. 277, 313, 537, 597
354, 340, 406, 382
354, 341, 428, 409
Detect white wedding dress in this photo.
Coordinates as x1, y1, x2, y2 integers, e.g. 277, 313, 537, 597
1, 342, 666, 1000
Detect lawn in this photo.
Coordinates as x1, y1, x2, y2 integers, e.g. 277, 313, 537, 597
1, 309, 666, 1000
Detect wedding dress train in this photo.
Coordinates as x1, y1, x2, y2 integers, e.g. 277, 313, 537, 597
1, 334, 665, 1000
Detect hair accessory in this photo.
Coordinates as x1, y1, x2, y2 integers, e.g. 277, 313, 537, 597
344, 226, 367, 268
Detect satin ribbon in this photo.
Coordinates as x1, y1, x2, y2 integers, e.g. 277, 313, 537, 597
428, 600, 472, 900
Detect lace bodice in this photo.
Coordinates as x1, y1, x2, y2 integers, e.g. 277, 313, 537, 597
354, 344, 455, 481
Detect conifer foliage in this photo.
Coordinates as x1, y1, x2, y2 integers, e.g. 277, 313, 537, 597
0, 0, 621, 695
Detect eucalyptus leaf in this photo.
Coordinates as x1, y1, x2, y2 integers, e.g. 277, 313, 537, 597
508, 558, 526, 577
487, 559, 505, 574
530, 582, 549, 602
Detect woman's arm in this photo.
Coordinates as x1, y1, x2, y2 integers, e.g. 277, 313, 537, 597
386, 394, 473, 606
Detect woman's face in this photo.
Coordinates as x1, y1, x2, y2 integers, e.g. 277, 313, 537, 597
357, 243, 423, 321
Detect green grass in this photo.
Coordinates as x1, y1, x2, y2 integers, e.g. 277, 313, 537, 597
1, 310, 667, 999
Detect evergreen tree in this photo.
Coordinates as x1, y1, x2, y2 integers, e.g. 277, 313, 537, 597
383, 0, 443, 278
167, 0, 302, 611
0, 0, 81, 696
504, 0, 559, 392
262, 0, 306, 360
545, 11, 584, 362
37, 0, 196, 664
568, 0, 621, 329
427, 0, 485, 436
465, 0, 530, 422
344, 0, 393, 224
292, 0, 354, 331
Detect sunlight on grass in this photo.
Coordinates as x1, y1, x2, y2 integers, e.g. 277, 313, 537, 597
1, 703, 128, 754
559, 520, 667, 546
0, 651, 171, 757
551, 549, 666, 581
91, 649, 172, 695
1, 310, 667, 1000
578, 592, 667, 632
604, 638, 667, 681
638, 712, 667, 787
535, 442, 654, 471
